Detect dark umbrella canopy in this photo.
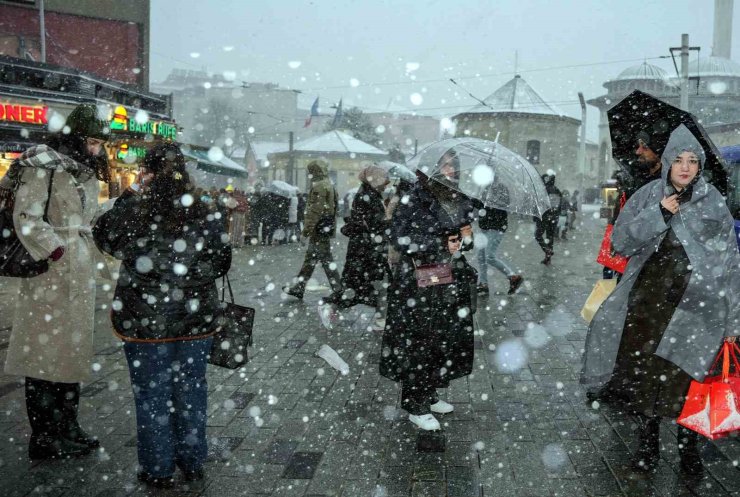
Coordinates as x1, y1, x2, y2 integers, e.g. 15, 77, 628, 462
608, 90, 729, 195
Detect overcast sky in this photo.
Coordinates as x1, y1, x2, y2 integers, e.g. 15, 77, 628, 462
150, 0, 738, 140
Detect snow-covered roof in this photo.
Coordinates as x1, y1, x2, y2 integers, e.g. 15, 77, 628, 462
614, 62, 670, 81
293, 130, 388, 155
465, 75, 565, 116
181, 147, 247, 177
231, 142, 288, 161
688, 56, 740, 78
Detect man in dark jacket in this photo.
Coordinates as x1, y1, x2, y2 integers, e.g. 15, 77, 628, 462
284, 160, 342, 299
533, 172, 561, 265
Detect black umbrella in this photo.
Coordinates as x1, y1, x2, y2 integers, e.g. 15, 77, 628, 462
607, 90, 729, 195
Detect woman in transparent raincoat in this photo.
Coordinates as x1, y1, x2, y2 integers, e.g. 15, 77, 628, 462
581, 124, 740, 475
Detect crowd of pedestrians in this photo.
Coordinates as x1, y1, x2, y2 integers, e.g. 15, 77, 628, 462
2, 102, 738, 489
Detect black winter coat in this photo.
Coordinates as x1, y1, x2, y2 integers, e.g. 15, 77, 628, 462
93, 190, 232, 342
341, 182, 389, 286
379, 182, 476, 385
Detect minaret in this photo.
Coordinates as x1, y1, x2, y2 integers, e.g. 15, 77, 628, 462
713, 0, 734, 58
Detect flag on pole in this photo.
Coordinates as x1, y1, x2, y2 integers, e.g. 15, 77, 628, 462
304, 97, 319, 127
331, 98, 343, 128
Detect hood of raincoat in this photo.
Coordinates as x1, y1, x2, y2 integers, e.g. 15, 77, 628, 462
660, 124, 705, 195
307, 159, 329, 180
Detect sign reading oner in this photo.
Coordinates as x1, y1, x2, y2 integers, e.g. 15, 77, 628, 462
0, 103, 48, 125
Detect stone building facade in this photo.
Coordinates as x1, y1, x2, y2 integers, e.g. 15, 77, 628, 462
452, 75, 581, 191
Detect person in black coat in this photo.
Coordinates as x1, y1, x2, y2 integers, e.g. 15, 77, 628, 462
319, 165, 390, 325
533, 172, 561, 265
379, 153, 476, 431
93, 143, 232, 487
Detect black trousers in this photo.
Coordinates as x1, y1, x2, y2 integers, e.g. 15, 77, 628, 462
295, 237, 342, 294
401, 381, 438, 415
534, 214, 557, 256
25, 377, 81, 439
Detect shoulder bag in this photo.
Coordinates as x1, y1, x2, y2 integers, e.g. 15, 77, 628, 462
0, 169, 55, 278
209, 274, 255, 369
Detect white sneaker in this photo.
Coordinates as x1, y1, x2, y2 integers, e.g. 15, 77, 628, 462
318, 303, 337, 330
408, 413, 441, 431
430, 400, 454, 414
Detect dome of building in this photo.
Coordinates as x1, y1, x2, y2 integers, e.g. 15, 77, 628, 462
614, 62, 669, 81
688, 56, 740, 78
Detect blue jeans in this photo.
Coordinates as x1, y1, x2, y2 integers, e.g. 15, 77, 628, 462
124, 338, 213, 478
477, 229, 516, 285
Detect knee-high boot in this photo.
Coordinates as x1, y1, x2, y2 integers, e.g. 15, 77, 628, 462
631, 415, 661, 472
25, 378, 90, 460
57, 383, 99, 448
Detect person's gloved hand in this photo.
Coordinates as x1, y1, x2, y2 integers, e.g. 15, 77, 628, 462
49, 246, 65, 262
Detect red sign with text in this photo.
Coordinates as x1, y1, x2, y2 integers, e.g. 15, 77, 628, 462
0, 104, 48, 125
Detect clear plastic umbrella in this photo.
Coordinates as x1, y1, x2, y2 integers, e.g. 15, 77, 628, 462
406, 138, 551, 218
376, 160, 417, 183
263, 180, 299, 198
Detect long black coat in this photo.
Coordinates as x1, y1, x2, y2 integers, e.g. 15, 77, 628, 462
341, 182, 389, 289
379, 182, 476, 385
93, 190, 232, 342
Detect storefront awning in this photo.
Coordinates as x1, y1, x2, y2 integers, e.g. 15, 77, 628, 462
181, 148, 247, 178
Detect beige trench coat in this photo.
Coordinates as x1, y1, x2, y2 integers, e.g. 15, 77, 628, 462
4, 166, 103, 383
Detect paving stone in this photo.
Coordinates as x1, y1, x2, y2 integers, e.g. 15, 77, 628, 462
282, 451, 323, 479
416, 431, 446, 453
263, 439, 299, 465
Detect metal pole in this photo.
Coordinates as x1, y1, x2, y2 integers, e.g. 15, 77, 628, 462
680, 33, 690, 110
39, 0, 46, 63
287, 131, 295, 185
577, 92, 587, 191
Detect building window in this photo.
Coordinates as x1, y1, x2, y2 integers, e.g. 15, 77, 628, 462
526, 140, 541, 164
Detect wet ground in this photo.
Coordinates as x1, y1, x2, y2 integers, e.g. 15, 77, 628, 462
0, 209, 738, 496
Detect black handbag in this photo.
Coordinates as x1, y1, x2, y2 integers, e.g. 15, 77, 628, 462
0, 170, 54, 278
209, 274, 255, 369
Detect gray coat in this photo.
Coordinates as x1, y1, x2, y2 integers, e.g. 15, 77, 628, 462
582, 124, 740, 386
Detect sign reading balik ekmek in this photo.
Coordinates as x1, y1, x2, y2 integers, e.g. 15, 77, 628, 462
109, 105, 177, 140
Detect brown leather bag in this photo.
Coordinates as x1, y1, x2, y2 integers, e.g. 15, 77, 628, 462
414, 260, 454, 288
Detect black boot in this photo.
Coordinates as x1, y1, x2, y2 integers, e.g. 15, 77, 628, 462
25, 378, 90, 460
632, 416, 661, 472
678, 426, 703, 476
58, 383, 100, 449
29, 435, 91, 460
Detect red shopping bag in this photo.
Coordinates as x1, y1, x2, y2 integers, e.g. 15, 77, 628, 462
596, 224, 629, 274
596, 193, 629, 274
677, 341, 740, 440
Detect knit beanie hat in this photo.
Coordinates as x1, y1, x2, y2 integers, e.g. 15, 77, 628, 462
65, 104, 110, 141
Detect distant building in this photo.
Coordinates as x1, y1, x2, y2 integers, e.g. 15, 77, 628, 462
451, 74, 581, 190
151, 69, 299, 150
588, 0, 740, 181
0, 0, 150, 89
266, 130, 387, 193
363, 103, 440, 156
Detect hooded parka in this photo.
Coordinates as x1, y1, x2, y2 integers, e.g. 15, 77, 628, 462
582, 125, 740, 399
3, 145, 107, 383
302, 160, 337, 239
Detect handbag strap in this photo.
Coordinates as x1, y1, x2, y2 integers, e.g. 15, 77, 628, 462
41, 169, 54, 223
221, 274, 235, 304
42, 170, 54, 223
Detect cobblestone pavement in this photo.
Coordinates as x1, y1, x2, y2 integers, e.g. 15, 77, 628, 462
0, 212, 738, 497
